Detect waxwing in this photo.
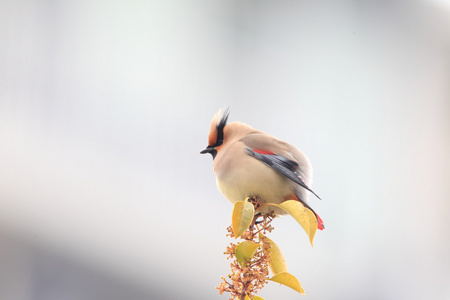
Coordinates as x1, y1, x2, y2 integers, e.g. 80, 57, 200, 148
201, 108, 324, 230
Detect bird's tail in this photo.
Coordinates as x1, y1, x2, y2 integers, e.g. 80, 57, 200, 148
293, 192, 325, 230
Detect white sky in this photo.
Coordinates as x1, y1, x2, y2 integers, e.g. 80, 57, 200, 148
1, 1, 449, 299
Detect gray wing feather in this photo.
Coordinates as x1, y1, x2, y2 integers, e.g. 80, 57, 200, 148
245, 147, 321, 200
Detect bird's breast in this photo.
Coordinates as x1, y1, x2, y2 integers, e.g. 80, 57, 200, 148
214, 152, 293, 214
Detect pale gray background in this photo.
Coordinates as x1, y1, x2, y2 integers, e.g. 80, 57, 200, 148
1, 0, 449, 299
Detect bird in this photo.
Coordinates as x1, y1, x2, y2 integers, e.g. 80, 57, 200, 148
201, 107, 324, 230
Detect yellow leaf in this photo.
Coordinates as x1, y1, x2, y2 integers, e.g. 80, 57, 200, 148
264, 200, 317, 246
235, 241, 260, 266
232, 198, 255, 238
278, 200, 317, 246
269, 272, 305, 295
259, 234, 287, 275
244, 295, 265, 300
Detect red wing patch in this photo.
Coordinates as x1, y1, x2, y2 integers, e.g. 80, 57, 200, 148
252, 149, 276, 155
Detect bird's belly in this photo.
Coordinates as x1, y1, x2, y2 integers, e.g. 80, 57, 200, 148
216, 166, 291, 214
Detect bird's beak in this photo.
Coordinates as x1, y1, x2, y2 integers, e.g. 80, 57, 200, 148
200, 146, 214, 154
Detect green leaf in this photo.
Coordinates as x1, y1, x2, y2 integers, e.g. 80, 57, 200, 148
269, 272, 305, 295
263, 200, 317, 246
235, 241, 261, 266
259, 233, 287, 275
232, 198, 255, 238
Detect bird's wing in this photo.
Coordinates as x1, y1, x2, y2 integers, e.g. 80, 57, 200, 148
240, 133, 319, 196
245, 147, 321, 200
241, 133, 324, 230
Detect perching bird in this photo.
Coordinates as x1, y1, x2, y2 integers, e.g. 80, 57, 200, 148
201, 108, 324, 230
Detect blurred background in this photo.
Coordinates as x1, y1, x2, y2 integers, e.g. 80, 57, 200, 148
1, 0, 449, 299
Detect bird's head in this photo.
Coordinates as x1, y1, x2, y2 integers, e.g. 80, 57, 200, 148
200, 107, 230, 159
